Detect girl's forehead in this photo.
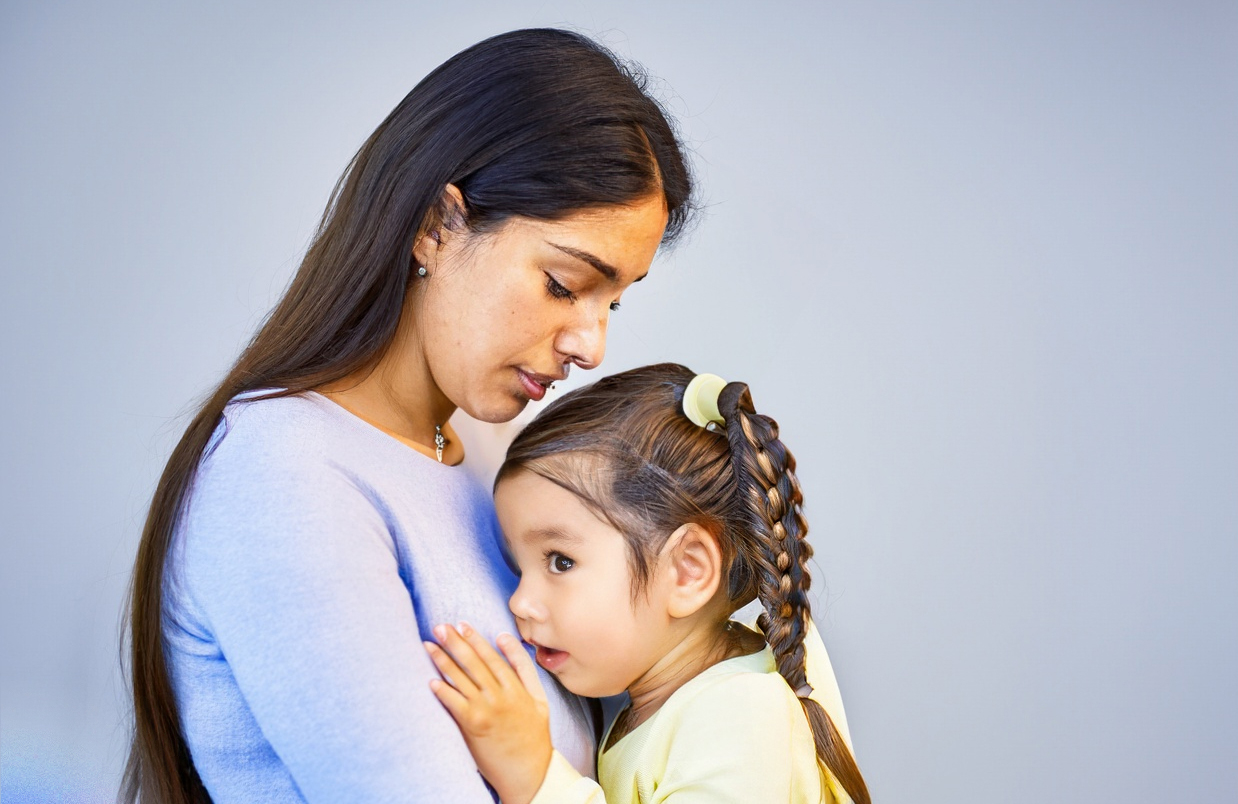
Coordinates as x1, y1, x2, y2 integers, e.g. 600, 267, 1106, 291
496, 470, 609, 526
495, 469, 636, 550
496, 457, 614, 511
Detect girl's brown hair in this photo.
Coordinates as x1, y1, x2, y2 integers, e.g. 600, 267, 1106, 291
124, 29, 694, 804
499, 363, 870, 804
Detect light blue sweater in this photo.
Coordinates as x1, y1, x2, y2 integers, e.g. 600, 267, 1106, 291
165, 392, 595, 802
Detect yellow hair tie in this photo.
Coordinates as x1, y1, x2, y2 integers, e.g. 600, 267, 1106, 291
682, 373, 727, 429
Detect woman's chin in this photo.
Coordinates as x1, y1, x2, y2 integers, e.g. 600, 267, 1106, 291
459, 393, 531, 425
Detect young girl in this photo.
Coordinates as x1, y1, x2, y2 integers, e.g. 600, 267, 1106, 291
426, 363, 869, 804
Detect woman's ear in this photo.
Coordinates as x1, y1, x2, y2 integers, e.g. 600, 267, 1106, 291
411, 183, 468, 269
660, 523, 724, 619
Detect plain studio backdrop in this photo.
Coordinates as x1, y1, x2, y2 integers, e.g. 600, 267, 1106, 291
2, 2, 1235, 802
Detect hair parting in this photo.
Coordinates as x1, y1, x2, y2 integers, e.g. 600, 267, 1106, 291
500, 364, 869, 803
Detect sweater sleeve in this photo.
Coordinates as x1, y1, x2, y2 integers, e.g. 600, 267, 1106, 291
647, 674, 804, 804
178, 435, 497, 802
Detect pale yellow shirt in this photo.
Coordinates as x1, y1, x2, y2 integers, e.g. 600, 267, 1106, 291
531, 620, 856, 804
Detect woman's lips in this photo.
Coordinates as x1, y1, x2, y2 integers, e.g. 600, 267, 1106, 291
534, 645, 569, 672
517, 369, 548, 402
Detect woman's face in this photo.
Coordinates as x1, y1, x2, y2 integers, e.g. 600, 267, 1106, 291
410, 193, 669, 424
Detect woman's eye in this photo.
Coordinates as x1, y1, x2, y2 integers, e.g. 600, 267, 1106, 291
545, 275, 577, 302
547, 552, 575, 574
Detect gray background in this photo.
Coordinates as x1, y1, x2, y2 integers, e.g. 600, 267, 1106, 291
2, 1, 1235, 802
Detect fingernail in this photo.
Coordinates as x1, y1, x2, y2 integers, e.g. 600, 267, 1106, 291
458, 621, 473, 637
433, 625, 447, 641
423, 641, 437, 652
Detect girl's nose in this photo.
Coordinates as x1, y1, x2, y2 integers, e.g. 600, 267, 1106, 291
508, 580, 548, 622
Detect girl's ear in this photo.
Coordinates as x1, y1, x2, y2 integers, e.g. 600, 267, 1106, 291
660, 523, 724, 619
411, 184, 468, 269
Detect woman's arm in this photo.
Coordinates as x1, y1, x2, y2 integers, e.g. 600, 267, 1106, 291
426, 625, 604, 804
180, 453, 499, 802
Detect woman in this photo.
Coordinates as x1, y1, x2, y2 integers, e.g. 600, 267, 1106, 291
124, 29, 694, 803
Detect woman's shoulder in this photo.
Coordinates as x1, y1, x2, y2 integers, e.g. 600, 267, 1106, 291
210, 390, 336, 453
191, 390, 489, 517
204, 391, 410, 471
187, 391, 383, 516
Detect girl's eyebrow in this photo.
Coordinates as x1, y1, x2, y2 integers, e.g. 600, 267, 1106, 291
524, 526, 583, 546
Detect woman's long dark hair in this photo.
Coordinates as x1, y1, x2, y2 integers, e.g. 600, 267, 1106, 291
123, 29, 693, 803
499, 364, 870, 804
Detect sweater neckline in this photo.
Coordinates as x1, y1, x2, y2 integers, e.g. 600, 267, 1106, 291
303, 390, 469, 470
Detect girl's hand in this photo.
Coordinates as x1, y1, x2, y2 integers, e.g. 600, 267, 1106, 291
426, 623, 553, 804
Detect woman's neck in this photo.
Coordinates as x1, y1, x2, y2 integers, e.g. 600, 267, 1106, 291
316, 339, 461, 463
608, 619, 765, 749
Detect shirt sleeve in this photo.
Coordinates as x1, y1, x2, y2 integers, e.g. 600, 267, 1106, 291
180, 441, 497, 802
648, 674, 804, 804
529, 750, 606, 804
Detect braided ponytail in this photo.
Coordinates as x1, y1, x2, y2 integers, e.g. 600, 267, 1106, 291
718, 383, 870, 804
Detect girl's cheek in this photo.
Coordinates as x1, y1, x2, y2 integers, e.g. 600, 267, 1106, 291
575, 591, 612, 624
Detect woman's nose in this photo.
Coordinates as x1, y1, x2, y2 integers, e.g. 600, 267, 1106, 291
555, 304, 607, 371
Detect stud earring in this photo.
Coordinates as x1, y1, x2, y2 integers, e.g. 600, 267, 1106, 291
416, 265, 428, 277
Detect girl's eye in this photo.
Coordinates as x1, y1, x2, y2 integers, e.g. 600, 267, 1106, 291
609, 301, 621, 312
545, 274, 577, 303
547, 552, 575, 574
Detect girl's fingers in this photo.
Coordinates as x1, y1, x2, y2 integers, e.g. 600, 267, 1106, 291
432, 624, 499, 691
497, 633, 548, 704
457, 622, 523, 689
428, 677, 470, 721
424, 640, 478, 696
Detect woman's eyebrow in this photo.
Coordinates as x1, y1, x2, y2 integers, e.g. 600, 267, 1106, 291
547, 242, 647, 284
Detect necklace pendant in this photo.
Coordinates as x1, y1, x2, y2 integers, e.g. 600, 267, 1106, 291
434, 425, 445, 463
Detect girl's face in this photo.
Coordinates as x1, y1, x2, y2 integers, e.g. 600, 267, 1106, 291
411, 193, 668, 424
496, 469, 677, 698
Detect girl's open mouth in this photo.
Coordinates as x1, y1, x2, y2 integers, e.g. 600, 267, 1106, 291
533, 644, 569, 672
